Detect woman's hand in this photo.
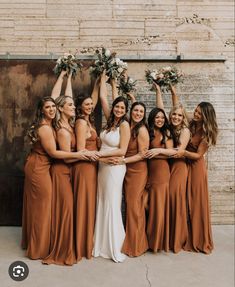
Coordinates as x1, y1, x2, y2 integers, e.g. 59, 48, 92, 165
172, 149, 185, 158
127, 92, 136, 104
109, 157, 125, 165
152, 82, 161, 92
143, 148, 161, 159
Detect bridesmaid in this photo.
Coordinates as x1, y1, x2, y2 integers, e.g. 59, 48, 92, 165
144, 106, 176, 252
115, 101, 149, 257
73, 76, 100, 261
22, 96, 89, 260
43, 72, 98, 265
151, 83, 190, 253
176, 102, 218, 254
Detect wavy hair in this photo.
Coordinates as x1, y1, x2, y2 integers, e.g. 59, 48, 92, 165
104, 96, 129, 132
27, 97, 57, 144
54, 95, 75, 130
169, 103, 189, 146
130, 102, 147, 138
148, 107, 172, 144
190, 102, 218, 146
75, 94, 95, 125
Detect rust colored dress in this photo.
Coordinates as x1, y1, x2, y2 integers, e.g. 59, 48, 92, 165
169, 155, 188, 253
147, 133, 170, 252
21, 124, 54, 259
43, 127, 76, 265
122, 135, 148, 256
184, 128, 213, 254
72, 129, 98, 261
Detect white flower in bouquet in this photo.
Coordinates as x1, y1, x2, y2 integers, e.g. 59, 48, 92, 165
90, 47, 128, 80
53, 53, 83, 78
145, 66, 184, 92
104, 49, 111, 57
118, 75, 137, 98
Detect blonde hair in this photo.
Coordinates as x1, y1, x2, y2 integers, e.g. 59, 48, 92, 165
54, 95, 75, 129
169, 103, 189, 146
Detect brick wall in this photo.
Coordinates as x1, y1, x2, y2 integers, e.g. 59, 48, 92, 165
0, 0, 234, 224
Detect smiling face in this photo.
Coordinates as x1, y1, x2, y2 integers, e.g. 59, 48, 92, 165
193, 105, 203, 123
113, 101, 126, 119
81, 97, 93, 115
170, 107, 184, 127
60, 97, 75, 118
131, 104, 145, 123
154, 111, 165, 128
42, 100, 56, 120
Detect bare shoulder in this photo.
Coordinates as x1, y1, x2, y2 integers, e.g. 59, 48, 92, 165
38, 124, 53, 136
120, 120, 130, 130
57, 128, 71, 138
181, 127, 190, 137
138, 125, 149, 137
75, 118, 87, 128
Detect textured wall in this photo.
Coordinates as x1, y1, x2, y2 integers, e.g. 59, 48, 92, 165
0, 0, 234, 224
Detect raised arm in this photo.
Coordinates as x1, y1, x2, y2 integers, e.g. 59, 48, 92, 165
99, 121, 131, 157
152, 82, 164, 110
64, 73, 73, 98
169, 84, 179, 107
51, 70, 67, 100
110, 78, 119, 101
100, 71, 110, 120
91, 76, 100, 109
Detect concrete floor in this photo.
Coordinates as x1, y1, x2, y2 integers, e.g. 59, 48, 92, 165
0, 225, 234, 287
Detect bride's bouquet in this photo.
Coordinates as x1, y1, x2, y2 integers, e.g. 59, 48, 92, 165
118, 75, 137, 98
90, 47, 128, 80
53, 53, 83, 78
145, 66, 183, 92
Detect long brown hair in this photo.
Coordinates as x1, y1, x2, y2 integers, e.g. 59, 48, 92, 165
75, 94, 95, 125
104, 96, 129, 132
130, 102, 147, 138
27, 97, 57, 144
190, 102, 218, 146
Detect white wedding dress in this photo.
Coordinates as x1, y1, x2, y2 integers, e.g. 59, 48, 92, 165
93, 127, 126, 262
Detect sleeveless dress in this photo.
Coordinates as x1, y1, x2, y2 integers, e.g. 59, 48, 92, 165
93, 127, 126, 262
147, 133, 170, 252
184, 128, 213, 254
169, 156, 188, 253
43, 127, 76, 265
121, 134, 148, 256
21, 124, 54, 259
73, 129, 98, 261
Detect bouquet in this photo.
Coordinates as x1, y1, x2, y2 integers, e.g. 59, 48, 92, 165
90, 47, 128, 80
118, 75, 137, 98
53, 53, 83, 78
145, 66, 183, 92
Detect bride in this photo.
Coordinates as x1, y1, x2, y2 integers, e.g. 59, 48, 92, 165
93, 72, 130, 262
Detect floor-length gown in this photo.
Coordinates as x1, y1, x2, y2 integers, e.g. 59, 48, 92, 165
93, 127, 126, 262
147, 133, 170, 252
73, 129, 98, 261
43, 127, 76, 265
122, 135, 148, 256
169, 157, 188, 253
21, 124, 53, 259
184, 128, 213, 254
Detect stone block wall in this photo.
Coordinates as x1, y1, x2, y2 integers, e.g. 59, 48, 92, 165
0, 0, 234, 224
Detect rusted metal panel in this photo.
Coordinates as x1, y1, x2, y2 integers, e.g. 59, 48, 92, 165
0, 59, 102, 225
